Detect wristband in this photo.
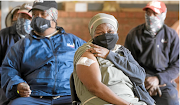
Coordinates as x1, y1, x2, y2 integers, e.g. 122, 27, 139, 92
17, 90, 19, 94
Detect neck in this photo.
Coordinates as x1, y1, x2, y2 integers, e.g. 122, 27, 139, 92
35, 28, 57, 37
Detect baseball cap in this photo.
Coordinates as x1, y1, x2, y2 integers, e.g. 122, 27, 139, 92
29, 0, 57, 12
5, 6, 20, 27
18, 3, 32, 17
143, 0, 166, 14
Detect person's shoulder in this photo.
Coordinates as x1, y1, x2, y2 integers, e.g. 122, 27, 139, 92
81, 51, 96, 61
64, 32, 83, 41
75, 42, 90, 53
117, 45, 127, 51
0, 26, 11, 34
13, 35, 31, 47
163, 24, 179, 37
0, 25, 17, 39
56, 26, 86, 45
57, 26, 81, 38
113, 45, 133, 58
164, 24, 178, 33
63, 33, 86, 46
74, 42, 94, 63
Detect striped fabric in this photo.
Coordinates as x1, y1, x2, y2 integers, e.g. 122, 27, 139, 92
73, 39, 93, 68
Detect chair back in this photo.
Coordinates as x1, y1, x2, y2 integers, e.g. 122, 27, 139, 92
70, 73, 81, 105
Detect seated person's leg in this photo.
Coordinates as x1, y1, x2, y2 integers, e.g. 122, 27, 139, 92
52, 96, 72, 105
152, 83, 179, 105
82, 96, 110, 105
8, 97, 51, 105
0, 88, 9, 105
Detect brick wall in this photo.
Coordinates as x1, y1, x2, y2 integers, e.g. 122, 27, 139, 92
58, 11, 178, 45
0, 10, 178, 45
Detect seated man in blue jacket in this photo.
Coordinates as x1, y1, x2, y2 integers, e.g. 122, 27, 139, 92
1, 1, 85, 105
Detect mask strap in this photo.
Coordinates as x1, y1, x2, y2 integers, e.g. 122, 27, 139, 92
45, 10, 57, 24
49, 19, 57, 29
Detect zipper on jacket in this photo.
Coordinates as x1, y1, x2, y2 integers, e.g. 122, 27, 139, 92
153, 36, 159, 67
49, 38, 58, 94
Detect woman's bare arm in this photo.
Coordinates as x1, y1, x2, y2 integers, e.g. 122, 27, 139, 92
76, 51, 130, 105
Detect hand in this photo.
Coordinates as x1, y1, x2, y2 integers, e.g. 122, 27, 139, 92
148, 86, 162, 97
17, 82, 31, 97
144, 76, 159, 90
86, 44, 110, 59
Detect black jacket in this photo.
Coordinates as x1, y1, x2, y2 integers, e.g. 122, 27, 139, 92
0, 23, 21, 80
124, 24, 179, 85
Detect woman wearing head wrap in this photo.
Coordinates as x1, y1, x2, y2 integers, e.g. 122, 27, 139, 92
73, 13, 155, 105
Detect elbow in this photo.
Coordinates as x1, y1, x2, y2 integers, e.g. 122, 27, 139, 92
137, 72, 146, 84
87, 83, 103, 95
141, 71, 146, 82
139, 67, 146, 80
132, 77, 145, 85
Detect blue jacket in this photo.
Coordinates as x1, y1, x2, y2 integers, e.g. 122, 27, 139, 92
107, 46, 155, 105
124, 24, 179, 85
1, 27, 86, 99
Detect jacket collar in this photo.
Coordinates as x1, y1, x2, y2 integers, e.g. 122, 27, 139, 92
144, 23, 164, 36
30, 27, 66, 39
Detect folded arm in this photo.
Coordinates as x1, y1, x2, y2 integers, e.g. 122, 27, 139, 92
106, 48, 146, 85
87, 44, 146, 85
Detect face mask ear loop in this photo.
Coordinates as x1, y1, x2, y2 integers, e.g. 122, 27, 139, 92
48, 14, 57, 29
55, 20, 57, 28
52, 17, 57, 28
49, 19, 57, 29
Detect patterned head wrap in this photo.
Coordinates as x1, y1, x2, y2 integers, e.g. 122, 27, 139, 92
45, 7, 58, 22
88, 13, 118, 38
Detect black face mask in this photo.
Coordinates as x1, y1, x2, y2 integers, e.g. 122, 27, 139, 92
92, 33, 119, 50
31, 17, 51, 33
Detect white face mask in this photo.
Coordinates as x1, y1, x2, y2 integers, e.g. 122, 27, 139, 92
145, 10, 167, 35
16, 18, 32, 36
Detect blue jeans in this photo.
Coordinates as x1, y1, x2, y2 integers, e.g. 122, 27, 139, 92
8, 96, 72, 105
152, 83, 179, 105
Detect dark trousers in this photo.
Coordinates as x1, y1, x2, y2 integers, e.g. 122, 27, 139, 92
0, 88, 9, 105
152, 83, 179, 105
8, 96, 72, 105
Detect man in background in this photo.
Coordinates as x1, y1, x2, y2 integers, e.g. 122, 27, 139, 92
0, 3, 32, 105
124, 0, 179, 105
5, 6, 21, 27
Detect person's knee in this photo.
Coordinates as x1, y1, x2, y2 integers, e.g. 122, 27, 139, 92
162, 86, 178, 100
8, 97, 29, 105
153, 86, 179, 105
